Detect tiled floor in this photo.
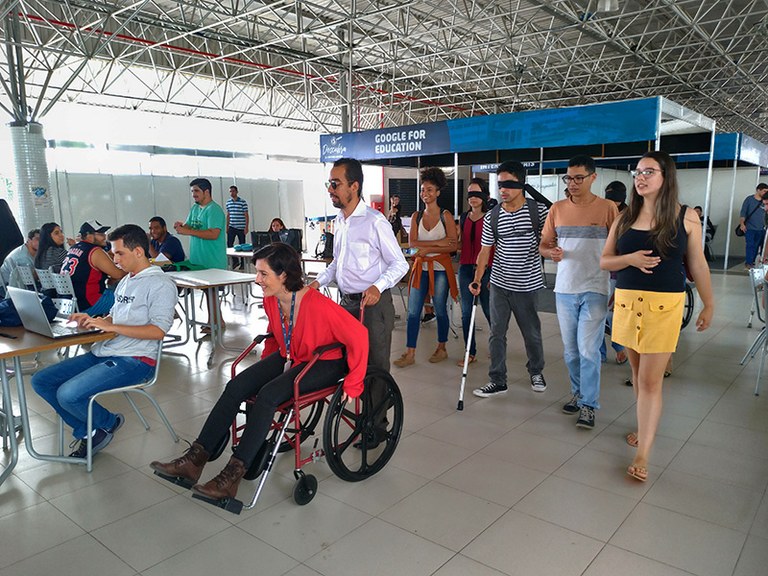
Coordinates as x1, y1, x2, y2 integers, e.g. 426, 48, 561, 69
2, 272, 768, 576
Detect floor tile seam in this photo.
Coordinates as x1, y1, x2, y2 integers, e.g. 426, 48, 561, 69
738, 482, 768, 542
431, 474, 546, 511
595, 541, 701, 576
623, 500, 752, 541
0, 531, 90, 573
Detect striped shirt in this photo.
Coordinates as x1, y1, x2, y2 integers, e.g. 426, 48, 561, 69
482, 202, 548, 292
226, 197, 248, 230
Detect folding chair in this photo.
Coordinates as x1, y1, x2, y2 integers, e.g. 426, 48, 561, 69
59, 345, 180, 471
50, 273, 79, 312
35, 267, 56, 293
12, 264, 37, 292
740, 265, 768, 395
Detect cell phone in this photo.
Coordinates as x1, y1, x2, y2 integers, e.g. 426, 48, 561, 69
0, 332, 18, 339
403, 247, 418, 256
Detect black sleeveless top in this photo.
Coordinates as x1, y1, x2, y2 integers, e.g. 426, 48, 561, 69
615, 206, 688, 293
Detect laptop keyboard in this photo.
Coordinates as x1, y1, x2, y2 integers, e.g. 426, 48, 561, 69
50, 324, 77, 336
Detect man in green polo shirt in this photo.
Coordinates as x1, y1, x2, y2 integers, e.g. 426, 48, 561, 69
174, 178, 227, 331
174, 178, 227, 270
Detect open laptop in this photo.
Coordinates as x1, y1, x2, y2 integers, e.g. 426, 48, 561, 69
7, 286, 101, 339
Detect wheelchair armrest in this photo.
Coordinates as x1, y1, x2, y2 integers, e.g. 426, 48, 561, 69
253, 333, 273, 344
313, 342, 344, 356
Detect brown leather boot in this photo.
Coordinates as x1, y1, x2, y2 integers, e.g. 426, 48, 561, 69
150, 441, 209, 484
191, 456, 246, 500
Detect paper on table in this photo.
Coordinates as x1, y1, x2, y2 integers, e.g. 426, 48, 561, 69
153, 252, 170, 263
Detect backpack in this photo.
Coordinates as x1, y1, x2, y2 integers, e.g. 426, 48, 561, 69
0, 294, 58, 326
315, 231, 334, 259
487, 198, 543, 245
416, 209, 456, 256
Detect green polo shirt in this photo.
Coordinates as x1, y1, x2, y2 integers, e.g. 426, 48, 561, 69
186, 201, 227, 269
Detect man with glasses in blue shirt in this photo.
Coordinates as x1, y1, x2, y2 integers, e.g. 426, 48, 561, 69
540, 156, 618, 429
738, 183, 768, 269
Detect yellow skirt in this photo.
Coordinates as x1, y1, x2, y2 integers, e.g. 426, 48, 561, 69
612, 288, 685, 354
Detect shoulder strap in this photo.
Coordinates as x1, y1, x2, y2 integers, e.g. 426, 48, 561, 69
526, 198, 542, 243
746, 199, 762, 221
490, 204, 502, 244
416, 209, 424, 227
679, 204, 688, 228
460, 210, 469, 234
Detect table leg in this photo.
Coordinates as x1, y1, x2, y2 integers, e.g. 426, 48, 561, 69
0, 359, 19, 486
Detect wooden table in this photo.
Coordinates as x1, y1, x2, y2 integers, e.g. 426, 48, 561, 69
0, 327, 115, 487
166, 269, 258, 367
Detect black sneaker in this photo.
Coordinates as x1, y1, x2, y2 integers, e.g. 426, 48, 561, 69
624, 377, 633, 387
421, 312, 436, 324
530, 374, 547, 393
473, 382, 508, 398
68, 429, 114, 458
576, 406, 595, 429
562, 394, 580, 414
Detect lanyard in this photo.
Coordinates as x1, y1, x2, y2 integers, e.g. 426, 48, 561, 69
279, 292, 296, 370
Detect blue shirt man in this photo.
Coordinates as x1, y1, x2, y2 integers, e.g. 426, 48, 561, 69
148, 216, 186, 263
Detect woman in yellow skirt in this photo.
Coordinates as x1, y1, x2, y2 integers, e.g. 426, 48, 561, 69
600, 151, 714, 482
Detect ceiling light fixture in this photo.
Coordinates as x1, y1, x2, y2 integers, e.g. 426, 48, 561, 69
598, 0, 619, 11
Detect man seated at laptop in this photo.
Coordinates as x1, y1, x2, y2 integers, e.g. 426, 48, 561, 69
61, 221, 126, 315
148, 216, 185, 263
31, 224, 178, 458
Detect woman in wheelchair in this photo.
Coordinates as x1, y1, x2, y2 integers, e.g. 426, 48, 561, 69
151, 242, 368, 500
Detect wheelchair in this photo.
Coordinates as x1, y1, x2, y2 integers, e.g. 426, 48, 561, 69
195, 334, 404, 514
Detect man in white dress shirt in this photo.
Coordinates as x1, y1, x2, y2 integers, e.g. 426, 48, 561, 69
311, 157, 409, 373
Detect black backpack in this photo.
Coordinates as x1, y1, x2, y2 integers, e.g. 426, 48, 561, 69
315, 231, 334, 259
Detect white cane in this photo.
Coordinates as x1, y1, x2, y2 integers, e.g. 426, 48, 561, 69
457, 288, 479, 411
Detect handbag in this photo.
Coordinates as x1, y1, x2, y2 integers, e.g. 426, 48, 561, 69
735, 201, 762, 237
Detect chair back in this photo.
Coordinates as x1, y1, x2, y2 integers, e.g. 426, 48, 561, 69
50, 273, 78, 312
750, 265, 766, 325
36, 268, 56, 292
52, 297, 76, 316
13, 264, 37, 291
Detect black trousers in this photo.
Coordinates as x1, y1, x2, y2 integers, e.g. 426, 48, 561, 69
226, 226, 246, 247
196, 352, 346, 467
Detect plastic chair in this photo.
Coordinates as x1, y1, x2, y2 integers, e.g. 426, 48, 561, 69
12, 265, 37, 291
50, 273, 79, 312
740, 265, 767, 395
59, 345, 180, 471
35, 268, 56, 293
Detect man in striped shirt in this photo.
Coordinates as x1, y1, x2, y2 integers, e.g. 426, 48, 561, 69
226, 185, 249, 269
470, 161, 549, 398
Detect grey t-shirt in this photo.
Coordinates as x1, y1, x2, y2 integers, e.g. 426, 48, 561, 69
91, 265, 177, 359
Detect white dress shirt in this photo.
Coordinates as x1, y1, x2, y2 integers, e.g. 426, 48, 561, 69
316, 199, 409, 295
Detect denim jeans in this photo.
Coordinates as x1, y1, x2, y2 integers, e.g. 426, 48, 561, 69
489, 285, 544, 384
601, 277, 624, 360
31, 352, 154, 439
458, 264, 490, 356
745, 228, 765, 266
82, 288, 114, 317
555, 292, 608, 410
406, 269, 449, 348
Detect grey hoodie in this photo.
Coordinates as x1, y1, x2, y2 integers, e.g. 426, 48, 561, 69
92, 265, 177, 359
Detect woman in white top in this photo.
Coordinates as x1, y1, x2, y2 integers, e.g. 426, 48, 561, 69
394, 167, 458, 367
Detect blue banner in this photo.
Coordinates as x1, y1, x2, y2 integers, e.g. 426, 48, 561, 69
320, 121, 450, 162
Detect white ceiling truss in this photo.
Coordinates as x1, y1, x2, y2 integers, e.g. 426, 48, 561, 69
1, 0, 767, 141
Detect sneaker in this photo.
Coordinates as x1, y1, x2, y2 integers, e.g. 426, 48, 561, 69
68, 429, 114, 458
108, 413, 125, 434
421, 312, 436, 324
624, 377, 633, 387
562, 394, 580, 414
576, 406, 595, 429
473, 382, 508, 398
530, 374, 547, 393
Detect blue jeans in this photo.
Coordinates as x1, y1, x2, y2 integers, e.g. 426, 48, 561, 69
601, 277, 624, 361
31, 352, 154, 439
745, 229, 765, 266
406, 270, 449, 348
82, 288, 115, 316
458, 264, 490, 356
555, 292, 608, 410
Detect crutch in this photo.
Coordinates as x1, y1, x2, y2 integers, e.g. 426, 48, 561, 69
457, 288, 479, 411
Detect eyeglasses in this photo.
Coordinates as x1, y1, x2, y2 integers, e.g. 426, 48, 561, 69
631, 168, 663, 178
561, 173, 593, 184
325, 180, 344, 190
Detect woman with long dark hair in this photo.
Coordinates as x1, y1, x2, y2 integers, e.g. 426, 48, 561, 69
34, 222, 69, 272
601, 151, 713, 482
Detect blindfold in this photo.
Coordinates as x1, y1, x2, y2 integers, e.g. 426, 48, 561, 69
498, 180, 525, 190
467, 190, 487, 199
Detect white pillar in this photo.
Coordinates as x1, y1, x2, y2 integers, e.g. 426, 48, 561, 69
9, 121, 53, 232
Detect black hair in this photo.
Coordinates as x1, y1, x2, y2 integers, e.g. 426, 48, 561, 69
230, 185, 238, 192
568, 155, 596, 173
190, 178, 212, 193
757, 183, 768, 191
35, 222, 62, 268
694, 205, 703, 211
333, 158, 364, 197
252, 242, 304, 292
109, 224, 151, 258
496, 161, 527, 183
149, 216, 167, 229
270, 217, 286, 230
467, 177, 490, 211
27, 228, 40, 240
420, 166, 447, 190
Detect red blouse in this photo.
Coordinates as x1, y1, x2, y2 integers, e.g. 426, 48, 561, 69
262, 289, 369, 398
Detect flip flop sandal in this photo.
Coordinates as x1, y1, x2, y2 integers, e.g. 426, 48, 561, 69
626, 464, 648, 482
616, 351, 628, 365
626, 432, 638, 448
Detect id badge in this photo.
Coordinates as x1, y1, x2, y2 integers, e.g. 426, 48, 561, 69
283, 359, 292, 373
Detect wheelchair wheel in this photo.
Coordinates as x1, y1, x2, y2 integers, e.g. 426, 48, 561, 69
275, 399, 325, 453
681, 283, 695, 330
323, 367, 403, 482
293, 472, 318, 505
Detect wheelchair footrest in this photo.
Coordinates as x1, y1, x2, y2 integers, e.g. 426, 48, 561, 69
153, 470, 195, 490
191, 492, 243, 515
